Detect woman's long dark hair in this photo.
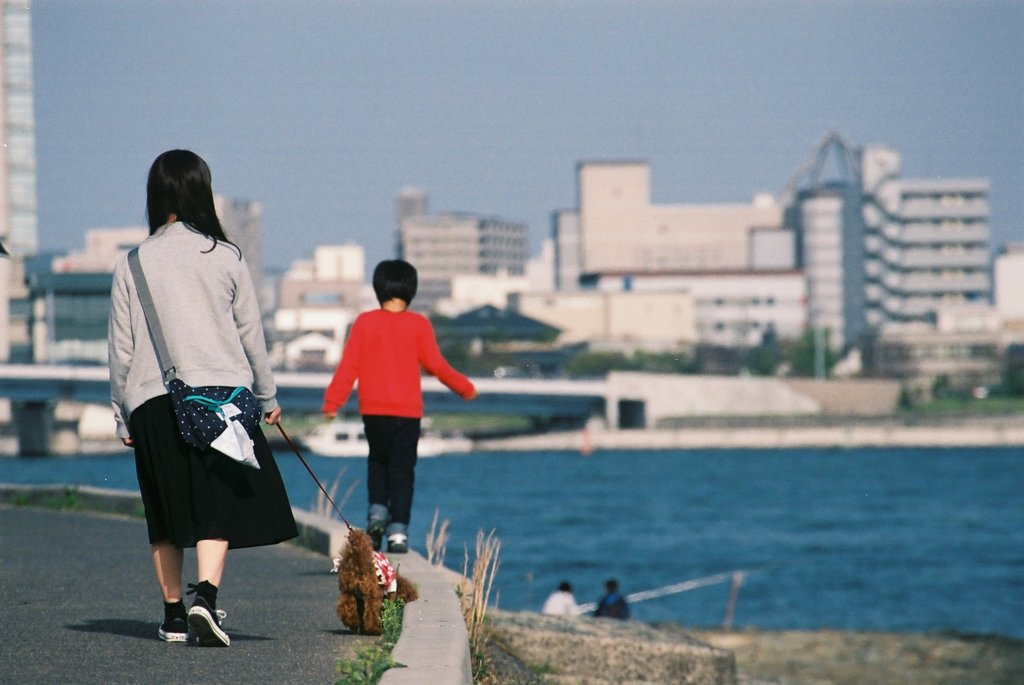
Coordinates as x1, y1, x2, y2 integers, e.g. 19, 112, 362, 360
146, 149, 238, 256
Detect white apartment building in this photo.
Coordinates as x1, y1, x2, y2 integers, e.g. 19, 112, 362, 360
860, 146, 991, 327
786, 141, 992, 352
399, 212, 528, 311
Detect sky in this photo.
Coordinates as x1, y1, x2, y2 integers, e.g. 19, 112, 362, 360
31, 0, 1023, 272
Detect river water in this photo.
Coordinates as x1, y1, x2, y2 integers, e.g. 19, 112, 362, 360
2, 445, 1021, 637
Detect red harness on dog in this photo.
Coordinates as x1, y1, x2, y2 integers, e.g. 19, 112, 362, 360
373, 551, 398, 594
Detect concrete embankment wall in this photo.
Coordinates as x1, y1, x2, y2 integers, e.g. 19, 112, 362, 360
605, 374, 903, 428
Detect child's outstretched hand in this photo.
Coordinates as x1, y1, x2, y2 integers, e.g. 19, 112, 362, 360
466, 388, 479, 401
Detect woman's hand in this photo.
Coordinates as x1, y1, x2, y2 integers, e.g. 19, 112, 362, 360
264, 407, 282, 425
121, 437, 134, 447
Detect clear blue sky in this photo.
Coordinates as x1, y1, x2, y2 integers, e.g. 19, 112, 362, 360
33, 0, 1023, 271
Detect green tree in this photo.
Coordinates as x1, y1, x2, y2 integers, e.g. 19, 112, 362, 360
565, 351, 634, 377
744, 344, 780, 376
785, 327, 838, 378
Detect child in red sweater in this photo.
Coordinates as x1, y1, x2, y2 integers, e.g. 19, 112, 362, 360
322, 259, 477, 553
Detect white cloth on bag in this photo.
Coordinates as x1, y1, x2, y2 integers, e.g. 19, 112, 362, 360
208, 402, 260, 469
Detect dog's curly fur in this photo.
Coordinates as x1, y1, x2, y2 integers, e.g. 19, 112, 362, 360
336, 528, 418, 635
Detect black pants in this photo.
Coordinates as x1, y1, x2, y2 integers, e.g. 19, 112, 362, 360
362, 415, 421, 528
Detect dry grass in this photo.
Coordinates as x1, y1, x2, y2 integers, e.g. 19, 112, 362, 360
425, 508, 450, 567
313, 465, 360, 521
459, 529, 501, 662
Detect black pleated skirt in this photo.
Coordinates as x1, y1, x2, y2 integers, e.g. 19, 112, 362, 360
130, 394, 298, 549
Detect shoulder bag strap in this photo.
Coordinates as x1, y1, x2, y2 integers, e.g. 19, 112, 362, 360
127, 248, 177, 382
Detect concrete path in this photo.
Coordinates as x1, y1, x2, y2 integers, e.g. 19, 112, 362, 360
0, 506, 372, 685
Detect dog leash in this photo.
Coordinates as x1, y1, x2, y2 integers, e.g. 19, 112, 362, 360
276, 422, 353, 531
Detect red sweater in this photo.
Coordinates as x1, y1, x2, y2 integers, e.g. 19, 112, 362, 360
322, 309, 476, 418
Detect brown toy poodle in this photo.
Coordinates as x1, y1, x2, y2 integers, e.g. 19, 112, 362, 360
336, 528, 418, 635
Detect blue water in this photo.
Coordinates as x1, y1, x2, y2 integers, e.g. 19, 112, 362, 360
2, 447, 1022, 637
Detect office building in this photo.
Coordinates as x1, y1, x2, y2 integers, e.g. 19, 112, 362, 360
860, 147, 991, 326
215, 196, 266, 312
0, 0, 36, 257
395, 187, 428, 257
785, 134, 991, 351
586, 270, 806, 348
552, 209, 581, 290
398, 212, 528, 311
0, 0, 37, 361
26, 271, 112, 364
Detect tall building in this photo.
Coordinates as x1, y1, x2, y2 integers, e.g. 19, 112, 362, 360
860, 147, 991, 326
785, 134, 991, 351
215, 196, 266, 312
552, 209, 581, 291
394, 187, 428, 258
398, 212, 528, 311
782, 135, 867, 352
0, 0, 36, 258
0, 0, 37, 362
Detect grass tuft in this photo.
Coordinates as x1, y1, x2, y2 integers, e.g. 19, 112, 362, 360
335, 598, 405, 685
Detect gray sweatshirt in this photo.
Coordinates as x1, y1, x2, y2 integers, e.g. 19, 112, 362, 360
108, 222, 278, 439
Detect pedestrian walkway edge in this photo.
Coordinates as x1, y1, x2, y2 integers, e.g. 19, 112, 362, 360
0, 484, 473, 685
290, 508, 473, 685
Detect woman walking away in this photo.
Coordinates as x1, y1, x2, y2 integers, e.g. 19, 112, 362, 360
108, 149, 297, 647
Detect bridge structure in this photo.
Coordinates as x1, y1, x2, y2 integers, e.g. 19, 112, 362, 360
0, 364, 609, 455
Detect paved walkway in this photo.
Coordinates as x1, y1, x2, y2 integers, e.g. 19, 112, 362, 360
0, 506, 373, 685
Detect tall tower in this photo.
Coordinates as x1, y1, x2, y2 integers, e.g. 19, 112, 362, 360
214, 196, 266, 312
0, 0, 38, 361
782, 132, 866, 351
394, 187, 427, 259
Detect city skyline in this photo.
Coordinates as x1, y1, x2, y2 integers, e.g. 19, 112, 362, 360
32, 1, 1022, 270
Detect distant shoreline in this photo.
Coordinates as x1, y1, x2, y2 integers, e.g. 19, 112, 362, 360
4, 416, 1024, 457
474, 420, 1024, 452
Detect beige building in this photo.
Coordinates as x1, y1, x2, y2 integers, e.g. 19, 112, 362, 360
515, 290, 696, 347
272, 245, 368, 368
995, 244, 1024, 342
869, 322, 1002, 398
574, 161, 783, 275
590, 270, 806, 347
51, 227, 148, 273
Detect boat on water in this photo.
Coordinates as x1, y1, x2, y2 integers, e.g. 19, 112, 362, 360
299, 419, 473, 458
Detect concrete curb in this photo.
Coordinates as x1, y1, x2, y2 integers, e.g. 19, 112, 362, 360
288, 507, 472, 683
0, 483, 473, 685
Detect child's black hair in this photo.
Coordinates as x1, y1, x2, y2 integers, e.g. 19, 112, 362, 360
372, 259, 418, 305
